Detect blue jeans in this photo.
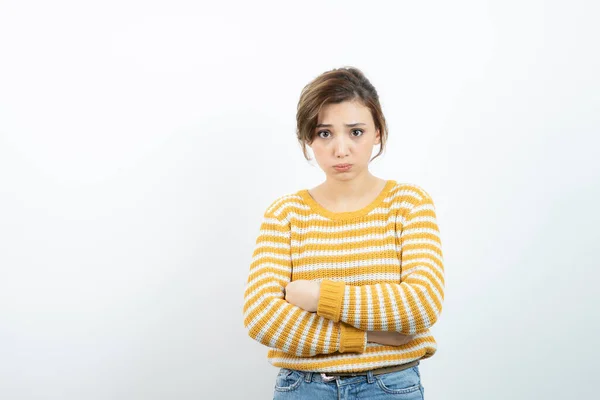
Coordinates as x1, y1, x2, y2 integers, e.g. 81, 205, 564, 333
273, 363, 424, 399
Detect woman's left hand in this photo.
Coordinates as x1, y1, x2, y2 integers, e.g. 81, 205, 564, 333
284, 280, 321, 312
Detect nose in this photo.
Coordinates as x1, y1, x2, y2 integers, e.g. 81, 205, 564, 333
333, 135, 350, 158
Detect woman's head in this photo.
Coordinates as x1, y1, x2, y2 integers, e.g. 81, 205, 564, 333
296, 66, 388, 180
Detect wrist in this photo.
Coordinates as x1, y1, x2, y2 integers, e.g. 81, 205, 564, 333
366, 330, 377, 343
313, 281, 321, 312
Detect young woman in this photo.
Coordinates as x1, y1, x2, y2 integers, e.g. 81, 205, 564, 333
243, 66, 445, 399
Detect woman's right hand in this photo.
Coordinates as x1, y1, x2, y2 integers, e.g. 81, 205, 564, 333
366, 331, 415, 346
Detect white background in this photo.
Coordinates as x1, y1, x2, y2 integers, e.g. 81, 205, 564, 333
1, 1, 599, 399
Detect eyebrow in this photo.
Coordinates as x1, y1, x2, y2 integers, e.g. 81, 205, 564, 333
315, 122, 366, 128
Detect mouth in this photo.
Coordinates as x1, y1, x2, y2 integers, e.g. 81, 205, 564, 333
333, 164, 352, 171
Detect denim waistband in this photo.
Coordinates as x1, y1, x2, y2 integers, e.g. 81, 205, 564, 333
303, 370, 377, 384
299, 360, 420, 384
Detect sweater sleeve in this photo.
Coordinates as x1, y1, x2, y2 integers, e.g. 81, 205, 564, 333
243, 206, 367, 356
316, 194, 445, 335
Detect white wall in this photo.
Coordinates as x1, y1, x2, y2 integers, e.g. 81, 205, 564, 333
1, 1, 598, 399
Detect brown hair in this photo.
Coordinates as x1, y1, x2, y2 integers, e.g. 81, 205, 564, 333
296, 66, 388, 162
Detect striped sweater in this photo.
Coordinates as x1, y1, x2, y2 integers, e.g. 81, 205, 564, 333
242, 180, 445, 373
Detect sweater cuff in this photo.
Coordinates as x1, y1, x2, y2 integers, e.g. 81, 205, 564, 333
317, 279, 345, 322
339, 323, 367, 353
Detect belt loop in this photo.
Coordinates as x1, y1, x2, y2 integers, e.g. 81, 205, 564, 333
366, 370, 375, 384
304, 371, 313, 383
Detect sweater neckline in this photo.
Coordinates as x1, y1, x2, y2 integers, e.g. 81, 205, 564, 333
298, 179, 396, 221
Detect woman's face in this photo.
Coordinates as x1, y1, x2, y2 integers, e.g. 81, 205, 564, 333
308, 100, 380, 181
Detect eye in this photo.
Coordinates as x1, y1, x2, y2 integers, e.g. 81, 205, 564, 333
316, 129, 363, 139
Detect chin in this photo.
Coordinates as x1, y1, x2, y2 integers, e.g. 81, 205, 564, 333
327, 172, 356, 181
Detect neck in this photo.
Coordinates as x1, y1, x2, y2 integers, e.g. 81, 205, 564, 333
321, 171, 381, 202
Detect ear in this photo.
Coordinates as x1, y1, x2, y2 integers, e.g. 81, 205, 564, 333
374, 129, 381, 145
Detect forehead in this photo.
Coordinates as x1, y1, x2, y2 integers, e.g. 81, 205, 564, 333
318, 100, 373, 124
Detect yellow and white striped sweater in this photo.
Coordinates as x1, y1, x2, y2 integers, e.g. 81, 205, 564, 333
242, 180, 445, 373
